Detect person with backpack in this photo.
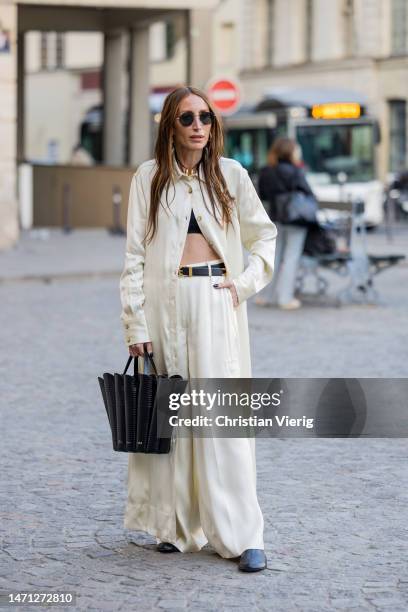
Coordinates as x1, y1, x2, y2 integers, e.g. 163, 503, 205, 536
255, 137, 316, 309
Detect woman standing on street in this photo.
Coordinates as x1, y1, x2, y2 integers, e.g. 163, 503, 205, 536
256, 137, 315, 310
119, 86, 277, 572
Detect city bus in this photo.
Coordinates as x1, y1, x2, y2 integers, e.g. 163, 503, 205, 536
223, 88, 383, 226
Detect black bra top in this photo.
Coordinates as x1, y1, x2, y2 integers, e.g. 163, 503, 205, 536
187, 209, 202, 234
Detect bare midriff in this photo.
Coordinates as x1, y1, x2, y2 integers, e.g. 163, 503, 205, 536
180, 234, 221, 266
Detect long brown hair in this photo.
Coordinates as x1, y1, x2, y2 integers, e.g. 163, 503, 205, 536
145, 86, 235, 244
267, 137, 297, 167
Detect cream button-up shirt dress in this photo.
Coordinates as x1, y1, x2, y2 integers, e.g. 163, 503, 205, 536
119, 154, 278, 556
120, 154, 277, 376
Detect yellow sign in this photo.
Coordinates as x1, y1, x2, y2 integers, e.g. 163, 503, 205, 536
312, 103, 361, 120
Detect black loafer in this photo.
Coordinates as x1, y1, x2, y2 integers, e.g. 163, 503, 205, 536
156, 542, 180, 553
238, 549, 267, 572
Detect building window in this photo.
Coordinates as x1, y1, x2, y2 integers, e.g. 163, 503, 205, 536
343, 0, 355, 56
40, 33, 48, 69
149, 21, 176, 62
391, 0, 408, 55
218, 22, 235, 67
389, 100, 407, 172
165, 22, 176, 59
39, 32, 64, 70
265, 0, 275, 65
56, 33, 64, 68
305, 0, 313, 61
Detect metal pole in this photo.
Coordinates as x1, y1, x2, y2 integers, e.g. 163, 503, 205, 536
62, 183, 72, 233
109, 185, 125, 235
385, 189, 398, 243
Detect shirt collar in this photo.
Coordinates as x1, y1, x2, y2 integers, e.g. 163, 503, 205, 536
172, 150, 204, 182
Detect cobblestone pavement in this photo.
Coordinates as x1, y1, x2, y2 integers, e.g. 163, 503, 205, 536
0, 228, 407, 611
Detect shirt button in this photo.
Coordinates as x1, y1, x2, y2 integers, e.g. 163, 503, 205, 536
197, 215, 202, 221
125, 324, 129, 329
188, 187, 193, 194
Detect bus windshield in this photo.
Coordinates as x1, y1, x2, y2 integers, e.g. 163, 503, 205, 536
224, 128, 273, 175
296, 122, 375, 184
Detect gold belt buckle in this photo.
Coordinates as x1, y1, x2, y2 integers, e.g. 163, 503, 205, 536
178, 266, 194, 277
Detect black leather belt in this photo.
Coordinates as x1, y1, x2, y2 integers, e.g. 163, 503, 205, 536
178, 263, 226, 277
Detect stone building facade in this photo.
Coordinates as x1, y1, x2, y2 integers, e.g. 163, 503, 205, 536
0, 0, 217, 249
237, 0, 408, 180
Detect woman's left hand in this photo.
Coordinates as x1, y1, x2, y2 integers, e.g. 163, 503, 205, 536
213, 280, 239, 308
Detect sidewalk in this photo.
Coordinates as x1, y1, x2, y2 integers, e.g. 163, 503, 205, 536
0, 225, 407, 282
364, 224, 408, 259
0, 226, 407, 611
0, 229, 126, 282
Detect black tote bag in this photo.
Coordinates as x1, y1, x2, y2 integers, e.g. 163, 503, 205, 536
98, 350, 188, 453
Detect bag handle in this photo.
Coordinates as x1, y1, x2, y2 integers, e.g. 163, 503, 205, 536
123, 348, 159, 377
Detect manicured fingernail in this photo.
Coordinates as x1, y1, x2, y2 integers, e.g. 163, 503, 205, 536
213, 284, 219, 288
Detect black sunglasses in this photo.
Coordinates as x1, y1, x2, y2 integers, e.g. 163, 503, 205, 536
176, 111, 214, 127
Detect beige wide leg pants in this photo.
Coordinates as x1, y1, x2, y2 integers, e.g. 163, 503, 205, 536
128, 259, 264, 558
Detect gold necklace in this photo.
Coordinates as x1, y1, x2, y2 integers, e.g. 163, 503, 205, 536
180, 164, 198, 176
176, 155, 199, 176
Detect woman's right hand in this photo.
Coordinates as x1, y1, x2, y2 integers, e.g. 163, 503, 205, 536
129, 342, 153, 357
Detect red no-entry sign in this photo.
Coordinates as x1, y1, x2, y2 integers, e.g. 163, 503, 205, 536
206, 78, 241, 116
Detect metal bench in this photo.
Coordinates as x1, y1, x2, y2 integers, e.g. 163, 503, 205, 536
296, 199, 406, 305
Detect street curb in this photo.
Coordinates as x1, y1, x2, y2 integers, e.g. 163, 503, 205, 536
0, 270, 122, 285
